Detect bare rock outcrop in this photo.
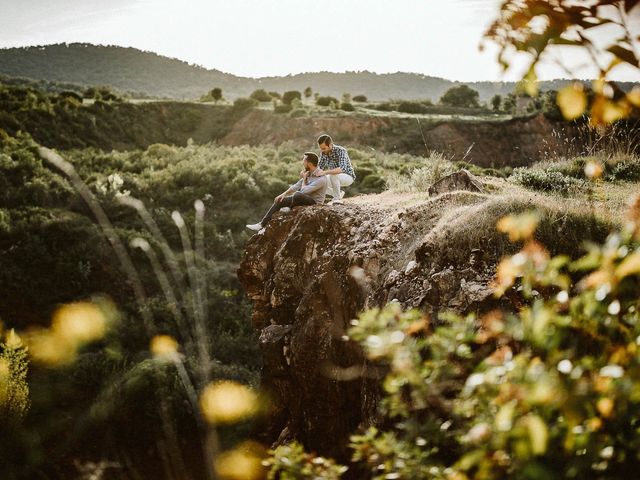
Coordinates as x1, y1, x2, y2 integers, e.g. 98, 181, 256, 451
238, 191, 502, 459
428, 169, 484, 196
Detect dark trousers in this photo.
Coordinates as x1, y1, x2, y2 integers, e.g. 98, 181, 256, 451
261, 192, 316, 226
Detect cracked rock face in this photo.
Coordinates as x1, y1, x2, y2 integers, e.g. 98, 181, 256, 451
238, 182, 500, 458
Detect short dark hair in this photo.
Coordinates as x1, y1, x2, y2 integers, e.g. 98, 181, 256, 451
303, 152, 319, 166
317, 134, 332, 146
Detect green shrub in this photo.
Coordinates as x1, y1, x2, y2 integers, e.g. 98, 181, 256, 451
359, 174, 385, 191
456, 161, 512, 179
340, 102, 355, 112
370, 102, 396, 112
58, 91, 83, 103
274, 104, 293, 114
232, 97, 258, 111
265, 442, 347, 479
353, 95, 367, 102
282, 90, 302, 105
440, 84, 480, 108
510, 168, 589, 195
0, 330, 30, 419
316, 96, 339, 107
608, 158, 640, 181
397, 101, 429, 114
249, 89, 272, 102
355, 167, 374, 179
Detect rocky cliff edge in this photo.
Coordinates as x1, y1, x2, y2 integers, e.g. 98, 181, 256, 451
237, 172, 609, 459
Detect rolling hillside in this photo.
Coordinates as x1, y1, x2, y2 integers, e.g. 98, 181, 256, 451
3, 43, 635, 102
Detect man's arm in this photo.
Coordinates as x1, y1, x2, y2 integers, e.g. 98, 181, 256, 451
317, 148, 348, 176
337, 147, 352, 174
318, 166, 343, 175
275, 179, 301, 203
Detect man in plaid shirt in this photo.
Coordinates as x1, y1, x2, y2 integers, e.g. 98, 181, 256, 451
316, 134, 356, 204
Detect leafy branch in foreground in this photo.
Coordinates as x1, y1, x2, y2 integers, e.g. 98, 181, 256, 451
0, 329, 30, 419
267, 192, 640, 479
483, 0, 640, 125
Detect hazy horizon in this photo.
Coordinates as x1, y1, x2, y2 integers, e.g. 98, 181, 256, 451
1, 0, 638, 83
3, 41, 639, 85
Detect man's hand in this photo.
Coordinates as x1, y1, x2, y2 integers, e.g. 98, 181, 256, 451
275, 193, 286, 203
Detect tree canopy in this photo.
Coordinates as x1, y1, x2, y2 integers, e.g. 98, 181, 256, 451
440, 85, 480, 108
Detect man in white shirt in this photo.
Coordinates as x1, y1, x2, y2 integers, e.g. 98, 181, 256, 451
316, 134, 356, 204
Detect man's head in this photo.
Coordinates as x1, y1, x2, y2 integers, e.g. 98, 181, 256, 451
302, 152, 319, 171
317, 134, 333, 155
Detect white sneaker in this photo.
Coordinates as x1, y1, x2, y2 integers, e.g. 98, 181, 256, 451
280, 207, 291, 213
246, 222, 262, 231
329, 199, 343, 205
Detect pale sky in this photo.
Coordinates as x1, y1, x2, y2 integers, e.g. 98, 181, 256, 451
0, 0, 638, 82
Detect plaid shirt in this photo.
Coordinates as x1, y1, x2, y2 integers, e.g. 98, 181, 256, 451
318, 145, 356, 180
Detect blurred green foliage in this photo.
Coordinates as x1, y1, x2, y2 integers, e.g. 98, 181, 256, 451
265, 442, 348, 479
0, 330, 30, 419
0, 129, 430, 477
271, 210, 640, 479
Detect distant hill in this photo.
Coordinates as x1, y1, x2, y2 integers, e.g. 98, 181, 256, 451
0, 44, 636, 101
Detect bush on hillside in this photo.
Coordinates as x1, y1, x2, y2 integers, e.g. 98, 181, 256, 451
370, 102, 396, 111
274, 103, 292, 114
440, 85, 480, 108
510, 168, 589, 195
282, 90, 302, 105
609, 158, 640, 181
353, 95, 367, 102
249, 89, 272, 102
289, 108, 307, 117
316, 96, 339, 107
83, 86, 123, 102
232, 97, 258, 111
514, 152, 640, 186
58, 91, 83, 103
397, 101, 429, 114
